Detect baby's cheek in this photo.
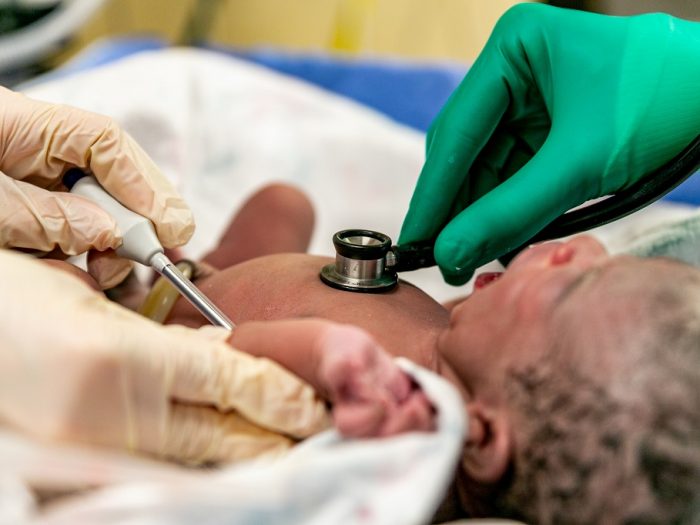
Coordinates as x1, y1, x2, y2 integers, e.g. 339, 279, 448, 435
518, 271, 578, 321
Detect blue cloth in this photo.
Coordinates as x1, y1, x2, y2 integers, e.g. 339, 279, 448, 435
665, 171, 700, 206
208, 46, 466, 132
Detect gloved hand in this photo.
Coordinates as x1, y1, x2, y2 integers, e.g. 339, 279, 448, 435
400, 4, 700, 284
0, 250, 329, 464
0, 86, 194, 289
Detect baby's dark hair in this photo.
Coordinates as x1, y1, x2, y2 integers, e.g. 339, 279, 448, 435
490, 264, 700, 524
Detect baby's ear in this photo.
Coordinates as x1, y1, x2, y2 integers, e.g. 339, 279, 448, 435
461, 402, 512, 484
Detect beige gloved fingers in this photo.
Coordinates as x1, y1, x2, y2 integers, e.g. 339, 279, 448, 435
0, 175, 133, 288
63, 298, 329, 456
0, 251, 323, 464
0, 86, 194, 249
86, 250, 133, 290
158, 325, 332, 440
162, 404, 293, 464
0, 175, 119, 253
0, 251, 152, 448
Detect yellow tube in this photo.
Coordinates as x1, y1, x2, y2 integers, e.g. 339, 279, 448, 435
138, 260, 196, 324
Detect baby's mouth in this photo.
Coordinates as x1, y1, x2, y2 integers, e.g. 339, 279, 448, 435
474, 271, 503, 290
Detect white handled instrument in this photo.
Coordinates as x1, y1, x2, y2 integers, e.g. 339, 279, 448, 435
64, 169, 234, 330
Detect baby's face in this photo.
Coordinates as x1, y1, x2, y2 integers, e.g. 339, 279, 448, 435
437, 235, 613, 403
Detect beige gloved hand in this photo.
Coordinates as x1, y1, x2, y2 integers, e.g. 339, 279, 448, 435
0, 86, 194, 289
0, 250, 330, 464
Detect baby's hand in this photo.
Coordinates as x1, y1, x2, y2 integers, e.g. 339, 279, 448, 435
316, 325, 435, 438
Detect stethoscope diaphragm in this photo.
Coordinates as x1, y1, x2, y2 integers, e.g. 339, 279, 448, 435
320, 229, 436, 293
320, 229, 398, 293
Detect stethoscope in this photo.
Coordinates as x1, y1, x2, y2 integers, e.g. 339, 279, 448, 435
321, 134, 700, 293
320, 230, 434, 292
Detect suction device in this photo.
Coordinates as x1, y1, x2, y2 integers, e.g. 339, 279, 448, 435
63, 168, 235, 330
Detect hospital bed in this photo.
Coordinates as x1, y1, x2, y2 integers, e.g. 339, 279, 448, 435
5, 40, 700, 523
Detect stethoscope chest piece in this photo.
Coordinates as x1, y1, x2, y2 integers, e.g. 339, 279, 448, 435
320, 229, 399, 293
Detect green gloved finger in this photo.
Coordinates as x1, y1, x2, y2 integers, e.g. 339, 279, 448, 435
399, 48, 512, 245
452, 128, 546, 221
434, 134, 591, 285
400, 4, 700, 285
400, 4, 558, 247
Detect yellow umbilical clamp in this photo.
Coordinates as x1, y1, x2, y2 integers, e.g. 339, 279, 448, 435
138, 260, 197, 324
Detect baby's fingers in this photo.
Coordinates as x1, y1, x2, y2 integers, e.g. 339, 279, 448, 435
379, 390, 436, 437
332, 403, 386, 438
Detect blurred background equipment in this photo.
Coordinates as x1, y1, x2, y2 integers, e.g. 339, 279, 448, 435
2, 0, 699, 145
0, 0, 104, 84
1, 0, 698, 138
43, 0, 527, 64
3, 0, 700, 86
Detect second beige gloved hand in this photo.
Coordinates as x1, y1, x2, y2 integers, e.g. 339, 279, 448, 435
0, 250, 329, 464
0, 86, 194, 289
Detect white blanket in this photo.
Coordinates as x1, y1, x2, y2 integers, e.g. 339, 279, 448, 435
23, 47, 468, 302
0, 360, 465, 525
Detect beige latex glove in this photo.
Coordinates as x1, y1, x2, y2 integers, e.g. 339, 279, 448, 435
0, 86, 194, 289
0, 250, 330, 464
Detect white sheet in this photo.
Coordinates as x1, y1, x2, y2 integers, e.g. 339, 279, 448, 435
23, 47, 469, 302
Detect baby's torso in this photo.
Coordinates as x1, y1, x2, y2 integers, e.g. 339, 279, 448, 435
167, 254, 450, 371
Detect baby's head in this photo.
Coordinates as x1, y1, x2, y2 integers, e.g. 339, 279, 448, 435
439, 236, 700, 523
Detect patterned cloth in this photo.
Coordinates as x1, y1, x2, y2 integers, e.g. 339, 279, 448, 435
620, 210, 700, 267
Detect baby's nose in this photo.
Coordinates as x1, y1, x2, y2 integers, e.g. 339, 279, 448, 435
561, 235, 609, 265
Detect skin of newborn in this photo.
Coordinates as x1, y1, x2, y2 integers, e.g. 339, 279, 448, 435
166, 232, 612, 448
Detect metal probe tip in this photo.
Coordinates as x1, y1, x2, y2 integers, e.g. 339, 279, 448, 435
150, 253, 235, 331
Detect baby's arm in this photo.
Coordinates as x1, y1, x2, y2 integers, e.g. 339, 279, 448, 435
230, 319, 435, 437
230, 319, 333, 397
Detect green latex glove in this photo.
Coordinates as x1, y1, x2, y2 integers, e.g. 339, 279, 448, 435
399, 4, 700, 285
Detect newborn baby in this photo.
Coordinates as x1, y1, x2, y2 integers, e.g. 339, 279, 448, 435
167, 184, 456, 437
49, 183, 699, 524
163, 184, 699, 525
